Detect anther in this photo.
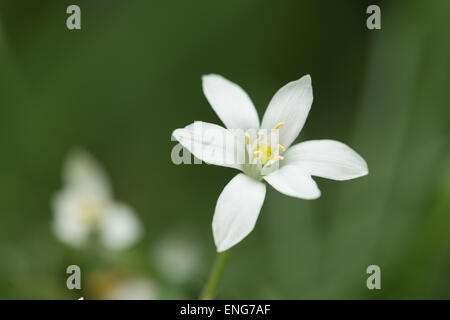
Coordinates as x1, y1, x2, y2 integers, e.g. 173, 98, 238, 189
245, 132, 250, 145
274, 156, 284, 161
272, 122, 285, 130
277, 144, 285, 152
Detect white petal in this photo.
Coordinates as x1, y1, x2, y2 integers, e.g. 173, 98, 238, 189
51, 187, 108, 247
212, 173, 266, 252
99, 203, 143, 250
63, 148, 111, 195
202, 74, 260, 130
172, 121, 244, 170
284, 140, 368, 180
52, 193, 90, 248
52, 217, 88, 248
152, 233, 201, 283
261, 75, 313, 148
264, 165, 320, 199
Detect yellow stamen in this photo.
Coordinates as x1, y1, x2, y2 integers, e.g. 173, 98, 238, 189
277, 144, 285, 152
245, 132, 250, 145
274, 156, 284, 161
253, 144, 272, 166
272, 122, 285, 130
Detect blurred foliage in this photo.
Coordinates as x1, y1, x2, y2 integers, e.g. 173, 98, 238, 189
0, 0, 449, 299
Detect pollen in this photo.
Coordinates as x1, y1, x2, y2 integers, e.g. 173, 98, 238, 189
277, 144, 285, 152
245, 132, 250, 145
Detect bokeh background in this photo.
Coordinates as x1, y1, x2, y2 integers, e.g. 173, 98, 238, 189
0, 0, 449, 299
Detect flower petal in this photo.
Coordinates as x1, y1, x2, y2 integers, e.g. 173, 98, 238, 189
212, 173, 266, 252
172, 121, 244, 170
51, 186, 108, 248
283, 139, 368, 180
63, 148, 111, 195
264, 165, 320, 199
202, 74, 260, 130
261, 75, 313, 148
99, 202, 143, 250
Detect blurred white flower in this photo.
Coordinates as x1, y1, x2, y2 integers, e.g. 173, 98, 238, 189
52, 149, 142, 250
87, 271, 158, 300
172, 74, 368, 252
152, 233, 202, 283
105, 277, 158, 300
99, 203, 142, 251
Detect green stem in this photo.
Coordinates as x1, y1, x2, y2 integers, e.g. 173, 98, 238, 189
199, 250, 231, 300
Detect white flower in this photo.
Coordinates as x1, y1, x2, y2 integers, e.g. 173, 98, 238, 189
172, 74, 368, 252
105, 277, 158, 300
88, 271, 159, 300
152, 232, 202, 283
52, 149, 142, 250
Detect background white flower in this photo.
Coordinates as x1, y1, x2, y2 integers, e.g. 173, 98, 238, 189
52, 149, 142, 250
87, 271, 159, 300
172, 74, 368, 252
151, 231, 203, 284
98, 202, 143, 251
105, 277, 158, 300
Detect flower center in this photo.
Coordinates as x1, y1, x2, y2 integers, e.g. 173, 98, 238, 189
80, 200, 103, 225
245, 122, 286, 168
253, 144, 272, 166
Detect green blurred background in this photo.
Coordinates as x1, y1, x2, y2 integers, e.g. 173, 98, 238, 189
0, 0, 449, 299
